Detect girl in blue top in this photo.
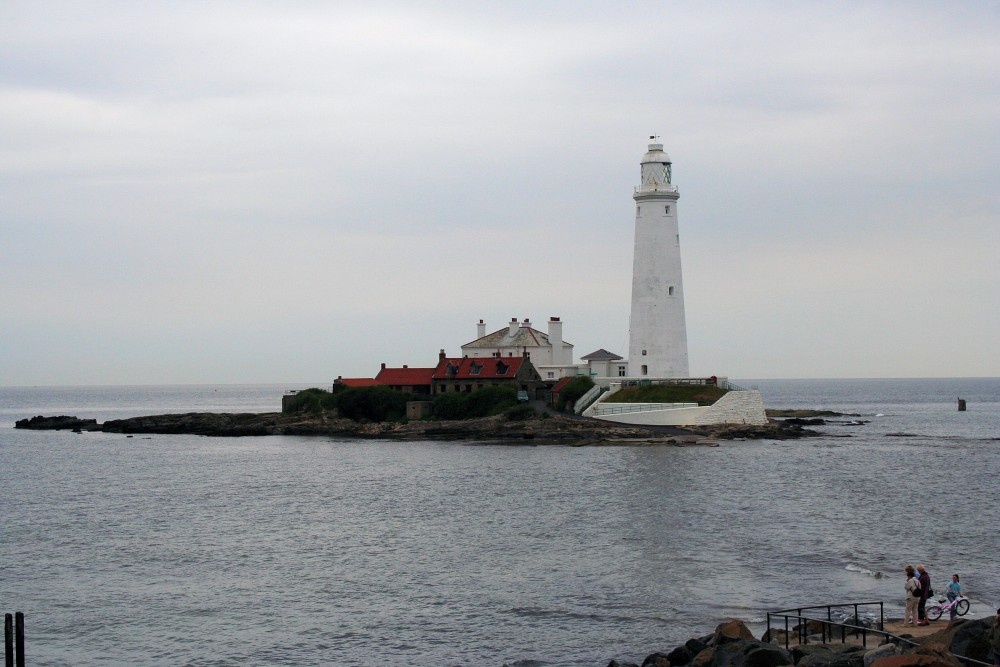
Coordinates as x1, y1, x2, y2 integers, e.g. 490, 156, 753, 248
947, 574, 962, 619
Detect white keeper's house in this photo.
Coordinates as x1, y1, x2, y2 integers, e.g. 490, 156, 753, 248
461, 317, 579, 382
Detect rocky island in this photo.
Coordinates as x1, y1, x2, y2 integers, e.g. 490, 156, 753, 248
14, 410, 815, 444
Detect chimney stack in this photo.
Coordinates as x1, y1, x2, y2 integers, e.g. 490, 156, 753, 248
548, 316, 564, 364
477, 319, 486, 339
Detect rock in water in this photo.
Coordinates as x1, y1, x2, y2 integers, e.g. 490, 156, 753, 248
15, 415, 99, 430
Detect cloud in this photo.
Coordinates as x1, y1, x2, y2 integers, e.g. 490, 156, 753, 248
1, 1, 998, 384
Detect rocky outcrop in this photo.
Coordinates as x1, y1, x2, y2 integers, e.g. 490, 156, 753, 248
905, 616, 996, 665
101, 412, 359, 437
15, 411, 812, 442
15, 415, 99, 431
609, 616, 995, 667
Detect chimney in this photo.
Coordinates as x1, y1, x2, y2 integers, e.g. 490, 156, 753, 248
381, 362, 386, 370
508, 317, 518, 337
548, 316, 564, 364
403, 364, 408, 369
521, 317, 531, 328
439, 349, 447, 361
477, 318, 486, 339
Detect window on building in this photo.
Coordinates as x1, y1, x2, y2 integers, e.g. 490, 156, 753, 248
642, 349, 647, 356
547, 372, 554, 379
496, 361, 509, 375
665, 205, 670, 214
618, 366, 626, 377
641, 365, 648, 375
668, 286, 674, 296
470, 362, 482, 375
466, 385, 472, 392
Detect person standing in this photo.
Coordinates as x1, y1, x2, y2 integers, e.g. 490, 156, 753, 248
946, 574, 962, 620
916, 564, 931, 625
990, 608, 1000, 666
903, 565, 921, 625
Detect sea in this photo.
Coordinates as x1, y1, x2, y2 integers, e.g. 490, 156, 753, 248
1, 378, 998, 667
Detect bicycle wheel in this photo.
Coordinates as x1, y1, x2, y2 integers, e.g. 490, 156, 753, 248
925, 604, 943, 621
955, 599, 970, 616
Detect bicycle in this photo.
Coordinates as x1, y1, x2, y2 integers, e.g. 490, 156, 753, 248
925, 594, 969, 621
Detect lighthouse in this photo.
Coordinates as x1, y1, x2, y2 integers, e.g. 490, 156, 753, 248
627, 137, 689, 378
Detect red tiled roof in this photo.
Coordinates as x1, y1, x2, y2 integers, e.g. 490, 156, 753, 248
551, 376, 574, 393
337, 378, 378, 387
375, 367, 435, 386
432, 356, 526, 380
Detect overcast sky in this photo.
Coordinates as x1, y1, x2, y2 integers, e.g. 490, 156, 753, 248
2, 1, 998, 385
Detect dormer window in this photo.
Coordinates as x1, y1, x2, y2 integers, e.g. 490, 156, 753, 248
470, 362, 482, 376
496, 361, 509, 375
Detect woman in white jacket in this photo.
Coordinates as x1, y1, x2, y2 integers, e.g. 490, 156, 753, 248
904, 565, 921, 625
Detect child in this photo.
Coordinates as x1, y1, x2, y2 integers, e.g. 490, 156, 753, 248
946, 574, 961, 620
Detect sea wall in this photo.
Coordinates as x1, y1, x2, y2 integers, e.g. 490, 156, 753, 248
694, 389, 769, 426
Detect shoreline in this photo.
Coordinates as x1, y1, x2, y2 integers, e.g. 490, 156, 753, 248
14, 411, 817, 443
608, 614, 993, 667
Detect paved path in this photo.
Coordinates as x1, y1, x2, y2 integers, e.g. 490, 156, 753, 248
883, 617, 953, 639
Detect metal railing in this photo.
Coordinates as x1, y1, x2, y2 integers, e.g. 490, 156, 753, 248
573, 385, 603, 414
634, 185, 679, 194
766, 602, 990, 667
767, 601, 888, 650
593, 402, 698, 415
614, 377, 747, 391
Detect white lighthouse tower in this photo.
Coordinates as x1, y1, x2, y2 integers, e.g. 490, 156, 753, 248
627, 137, 689, 378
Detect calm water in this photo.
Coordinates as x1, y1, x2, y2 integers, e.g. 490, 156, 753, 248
1, 379, 998, 666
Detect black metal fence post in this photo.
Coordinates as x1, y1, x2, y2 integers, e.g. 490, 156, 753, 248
5, 614, 13, 667
14, 613, 23, 667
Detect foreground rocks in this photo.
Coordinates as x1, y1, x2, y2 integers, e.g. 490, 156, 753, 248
608, 617, 995, 667
15, 411, 815, 442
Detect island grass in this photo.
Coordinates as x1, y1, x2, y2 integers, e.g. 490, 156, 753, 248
605, 385, 728, 406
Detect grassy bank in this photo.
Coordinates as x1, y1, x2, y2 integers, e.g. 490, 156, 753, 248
605, 385, 728, 406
